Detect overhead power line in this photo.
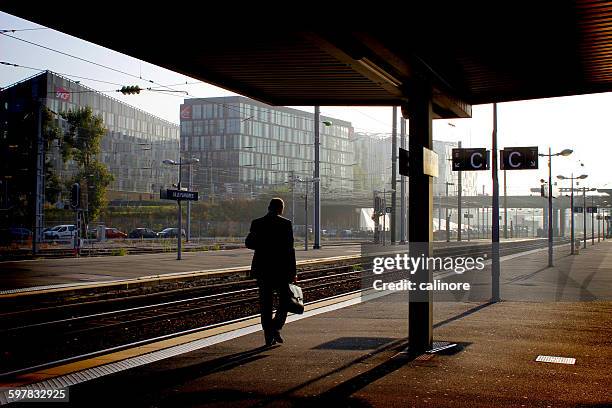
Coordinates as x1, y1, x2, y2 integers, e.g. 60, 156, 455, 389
1, 28, 48, 33
0, 32, 184, 95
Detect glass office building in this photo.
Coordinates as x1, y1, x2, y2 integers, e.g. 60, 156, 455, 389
1, 71, 180, 203
180, 96, 354, 199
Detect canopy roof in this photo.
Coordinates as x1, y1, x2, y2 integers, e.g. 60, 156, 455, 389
4, 1, 612, 118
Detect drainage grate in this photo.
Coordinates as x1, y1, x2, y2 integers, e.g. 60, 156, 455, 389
427, 341, 457, 354
535, 355, 576, 365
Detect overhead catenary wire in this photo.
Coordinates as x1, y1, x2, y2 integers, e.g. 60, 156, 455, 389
0, 32, 185, 95
0, 27, 48, 33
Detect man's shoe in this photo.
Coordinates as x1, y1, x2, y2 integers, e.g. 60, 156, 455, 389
265, 335, 277, 347
272, 331, 284, 344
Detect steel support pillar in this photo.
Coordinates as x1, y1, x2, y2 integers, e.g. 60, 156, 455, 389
406, 80, 433, 353
457, 141, 462, 242
491, 103, 500, 301
560, 206, 566, 237
400, 118, 407, 243
314, 106, 321, 249
391, 106, 397, 244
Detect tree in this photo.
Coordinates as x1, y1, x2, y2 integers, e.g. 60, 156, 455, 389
42, 108, 63, 204
59, 107, 113, 221
61, 107, 105, 168
75, 162, 113, 221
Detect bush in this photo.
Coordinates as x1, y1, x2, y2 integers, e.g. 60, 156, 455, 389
111, 248, 127, 256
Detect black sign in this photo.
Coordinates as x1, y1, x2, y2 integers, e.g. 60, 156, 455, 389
464, 213, 474, 219
161, 189, 199, 201
385, 206, 392, 214
587, 207, 598, 213
574, 206, 583, 213
500, 146, 538, 170
398, 148, 409, 177
452, 148, 490, 171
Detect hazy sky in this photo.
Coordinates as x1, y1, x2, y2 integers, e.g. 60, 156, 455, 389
2, 11, 611, 196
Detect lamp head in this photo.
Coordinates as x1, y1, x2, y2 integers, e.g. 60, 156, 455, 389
557, 175, 566, 180
162, 159, 176, 165
321, 120, 333, 127
560, 149, 573, 156
579, 174, 588, 179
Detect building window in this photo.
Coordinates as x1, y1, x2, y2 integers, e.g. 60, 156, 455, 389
193, 104, 202, 119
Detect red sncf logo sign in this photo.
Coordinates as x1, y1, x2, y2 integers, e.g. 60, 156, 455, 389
180, 105, 192, 119
55, 87, 71, 101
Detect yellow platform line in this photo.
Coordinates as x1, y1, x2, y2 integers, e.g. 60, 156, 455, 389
0, 291, 363, 388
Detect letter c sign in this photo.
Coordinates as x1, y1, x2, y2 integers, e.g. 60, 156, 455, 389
470, 152, 483, 169
508, 151, 521, 168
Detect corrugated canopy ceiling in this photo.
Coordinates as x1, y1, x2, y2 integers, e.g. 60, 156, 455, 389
3, 1, 612, 119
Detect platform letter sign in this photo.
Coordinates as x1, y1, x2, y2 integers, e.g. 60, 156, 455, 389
452, 148, 489, 171
500, 146, 538, 170
587, 207, 598, 213
574, 206, 584, 213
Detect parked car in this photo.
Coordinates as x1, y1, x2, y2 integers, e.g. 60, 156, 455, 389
44, 225, 76, 240
0, 227, 32, 244
339, 229, 353, 238
128, 228, 159, 239
105, 228, 127, 239
158, 228, 186, 238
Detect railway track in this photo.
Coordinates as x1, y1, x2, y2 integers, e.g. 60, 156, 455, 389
0, 238, 568, 377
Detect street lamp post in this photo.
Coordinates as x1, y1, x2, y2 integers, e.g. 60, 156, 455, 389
296, 176, 319, 251
557, 173, 587, 255
539, 148, 572, 266
445, 182, 454, 242
576, 186, 596, 247
591, 195, 595, 245
583, 187, 587, 248
313, 108, 333, 251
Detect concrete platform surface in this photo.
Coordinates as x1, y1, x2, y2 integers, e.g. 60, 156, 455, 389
51, 241, 612, 407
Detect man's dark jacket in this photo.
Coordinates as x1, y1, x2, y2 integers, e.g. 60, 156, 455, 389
245, 213, 296, 283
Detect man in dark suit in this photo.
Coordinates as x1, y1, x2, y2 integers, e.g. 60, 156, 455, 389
246, 198, 297, 346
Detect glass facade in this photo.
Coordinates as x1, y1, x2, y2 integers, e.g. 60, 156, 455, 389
43, 72, 180, 199
352, 134, 478, 197
180, 96, 354, 199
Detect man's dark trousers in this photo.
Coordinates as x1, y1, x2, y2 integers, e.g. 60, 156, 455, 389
258, 278, 290, 339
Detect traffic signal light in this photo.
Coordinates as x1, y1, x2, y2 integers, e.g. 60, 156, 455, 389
70, 183, 80, 209
120, 85, 142, 95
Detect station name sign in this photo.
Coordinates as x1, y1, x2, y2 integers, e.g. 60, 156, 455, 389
161, 189, 199, 201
